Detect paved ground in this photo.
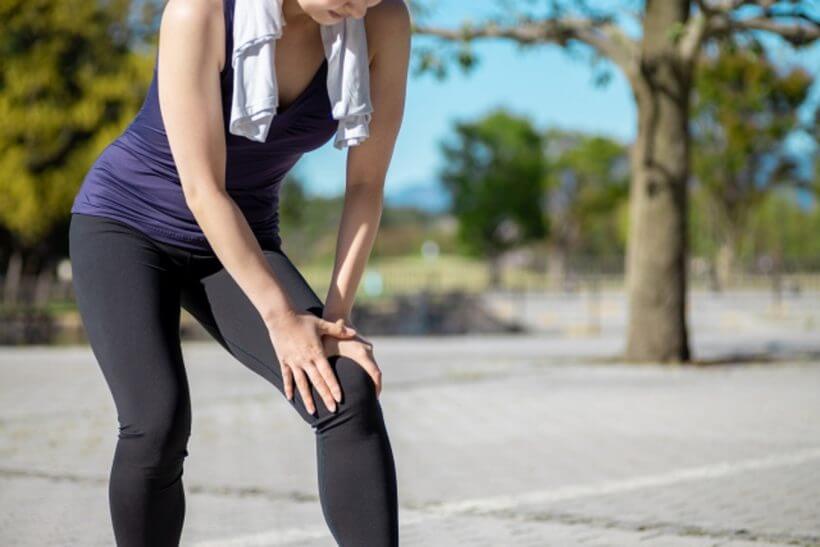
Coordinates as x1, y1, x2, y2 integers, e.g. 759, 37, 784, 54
1, 290, 819, 546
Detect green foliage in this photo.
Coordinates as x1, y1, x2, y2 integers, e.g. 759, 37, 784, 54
691, 40, 815, 258
543, 129, 630, 258
278, 178, 345, 264
745, 190, 820, 266
278, 176, 453, 264
439, 109, 548, 257
278, 174, 309, 227
0, 0, 154, 247
689, 185, 820, 268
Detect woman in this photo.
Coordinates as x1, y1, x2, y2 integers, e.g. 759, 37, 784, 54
68, 0, 411, 545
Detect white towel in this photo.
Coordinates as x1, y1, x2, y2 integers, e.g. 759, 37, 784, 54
229, 0, 372, 149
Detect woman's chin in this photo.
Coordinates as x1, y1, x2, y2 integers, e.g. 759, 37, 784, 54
309, 11, 344, 25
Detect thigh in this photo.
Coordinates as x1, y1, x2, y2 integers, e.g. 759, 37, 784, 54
69, 213, 191, 435
180, 247, 327, 422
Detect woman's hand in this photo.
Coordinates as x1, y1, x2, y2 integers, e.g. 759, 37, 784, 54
266, 309, 358, 415
321, 325, 383, 398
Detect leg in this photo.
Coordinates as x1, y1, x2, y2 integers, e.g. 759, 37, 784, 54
69, 213, 192, 547
181, 247, 399, 546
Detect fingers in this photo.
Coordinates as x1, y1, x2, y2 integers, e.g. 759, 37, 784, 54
303, 360, 338, 413
285, 355, 341, 415
314, 354, 343, 404
281, 362, 294, 401
292, 366, 316, 415
317, 317, 357, 339
357, 354, 383, 398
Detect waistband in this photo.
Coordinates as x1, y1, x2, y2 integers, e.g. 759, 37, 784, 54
70, 212, 282, 265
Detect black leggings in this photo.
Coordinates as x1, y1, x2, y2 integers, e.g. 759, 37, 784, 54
68, 212, 399, 546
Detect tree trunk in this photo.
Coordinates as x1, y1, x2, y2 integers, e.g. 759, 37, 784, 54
715, 235, 736, 290
624, 0, 692, 362
34, 266, 54, 307
3, 249, 24, 306
546, 242, 568, 290
488, 254, 503, 289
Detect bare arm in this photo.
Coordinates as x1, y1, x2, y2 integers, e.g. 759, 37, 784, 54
323, 0, 412, 323
158, 0, 292, 324
157, 0, 354, 415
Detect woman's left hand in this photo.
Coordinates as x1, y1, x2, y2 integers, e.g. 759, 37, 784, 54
321, 320, 382, 397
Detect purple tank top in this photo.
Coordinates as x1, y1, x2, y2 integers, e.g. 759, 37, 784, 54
71, 0, 338, 253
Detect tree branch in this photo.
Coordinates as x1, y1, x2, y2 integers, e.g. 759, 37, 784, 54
412, 17, 639, 78
696, 0, 779, 14
700, 1, 820, 47
726, 16, 820, 45
679, 11, 710, 62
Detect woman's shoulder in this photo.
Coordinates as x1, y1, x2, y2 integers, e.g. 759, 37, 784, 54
365, 0, 411, 29
160, 0, 224, 35
158, 0, 226, 70
365, 0, 412, 51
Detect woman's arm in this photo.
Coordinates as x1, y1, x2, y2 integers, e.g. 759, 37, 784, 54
323, 0, 412, 323
157, 0, 355, 415
158, 0, 286, 323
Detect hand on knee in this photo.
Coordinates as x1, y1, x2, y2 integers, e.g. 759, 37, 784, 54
312, 356, 383, 437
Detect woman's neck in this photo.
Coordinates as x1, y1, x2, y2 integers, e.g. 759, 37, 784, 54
281, 0, 309, 22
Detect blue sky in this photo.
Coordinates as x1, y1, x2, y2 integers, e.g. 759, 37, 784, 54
295, 1, 820, 202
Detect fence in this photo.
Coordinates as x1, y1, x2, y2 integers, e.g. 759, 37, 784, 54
1, 255, 818, 344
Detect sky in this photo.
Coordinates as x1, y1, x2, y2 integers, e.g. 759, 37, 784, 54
294, 1, 820, 204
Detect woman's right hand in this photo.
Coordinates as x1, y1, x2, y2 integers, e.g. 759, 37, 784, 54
266, 309, 358, 415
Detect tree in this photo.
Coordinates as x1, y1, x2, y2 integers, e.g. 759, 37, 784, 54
745, 189, 820, 267
279, 174, 310, 228
413, 0, 819, 362
543, 130, 630, 283
440, 109, 548, 286
0, 0, 158, 276
691, 41, 815, 288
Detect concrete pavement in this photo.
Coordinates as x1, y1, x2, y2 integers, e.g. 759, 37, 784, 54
1, 292, 819, 546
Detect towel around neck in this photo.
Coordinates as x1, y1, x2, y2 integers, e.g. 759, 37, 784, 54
229, 0, 373, 148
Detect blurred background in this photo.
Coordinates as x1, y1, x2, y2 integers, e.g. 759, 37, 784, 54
1, 1, 819, 545
1, 0, 818, 361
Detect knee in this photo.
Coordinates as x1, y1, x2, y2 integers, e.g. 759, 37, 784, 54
312, 356, 382, 437
334, 355, 378, 408
115, 406, 191, 476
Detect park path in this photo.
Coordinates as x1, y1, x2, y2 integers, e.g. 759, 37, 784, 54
1, 294, 819, 545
